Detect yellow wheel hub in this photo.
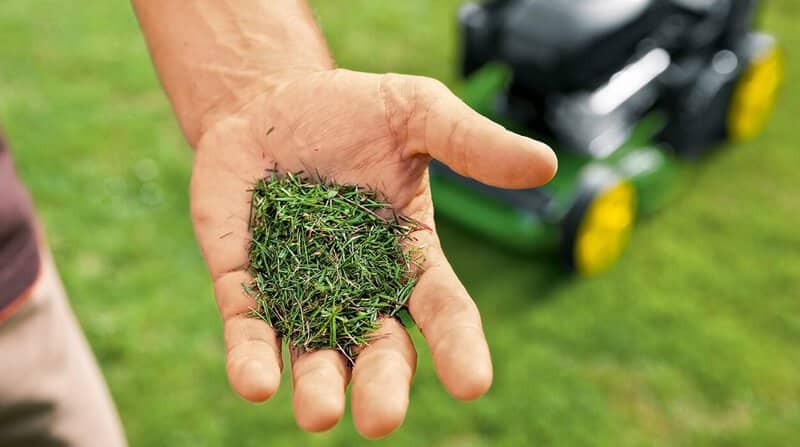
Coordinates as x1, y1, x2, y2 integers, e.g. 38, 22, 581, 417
575, 182, 637, 276
728, 47, 784, 142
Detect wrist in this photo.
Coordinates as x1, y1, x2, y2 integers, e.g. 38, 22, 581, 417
134, 0, 334, 147
186, 65, 331, 148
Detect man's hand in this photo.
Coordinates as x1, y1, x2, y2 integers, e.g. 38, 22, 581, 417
190, 68, 556, 437
133, 1, 555, 439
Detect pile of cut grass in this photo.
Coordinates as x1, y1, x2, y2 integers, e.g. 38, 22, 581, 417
246, 171, 422, 361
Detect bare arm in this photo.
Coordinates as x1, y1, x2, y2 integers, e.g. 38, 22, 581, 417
132, 0, 332, 145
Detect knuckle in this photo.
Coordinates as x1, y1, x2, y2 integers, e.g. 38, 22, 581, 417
410, 275, 479, 333
293, 351, 348, 385
357, 348, 415, 379
415, 76, 448, 94
379, 73, 414, 149
430, 322, 484, 358
295, 362, 344, 386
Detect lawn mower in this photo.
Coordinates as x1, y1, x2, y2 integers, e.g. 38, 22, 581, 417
430, 0, 783, 275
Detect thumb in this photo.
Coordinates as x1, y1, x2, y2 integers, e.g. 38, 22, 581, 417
382, 74, 557, 189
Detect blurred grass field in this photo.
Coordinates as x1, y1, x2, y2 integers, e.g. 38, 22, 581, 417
1, 1, 799, 446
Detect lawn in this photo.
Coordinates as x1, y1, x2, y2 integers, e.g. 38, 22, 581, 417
1, 1, 798, 446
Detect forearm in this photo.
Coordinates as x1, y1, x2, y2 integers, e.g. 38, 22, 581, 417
132, 0, 333, 145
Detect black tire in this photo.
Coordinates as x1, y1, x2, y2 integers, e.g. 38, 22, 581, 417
661, 33, 779, 158
660, 53, 739, 158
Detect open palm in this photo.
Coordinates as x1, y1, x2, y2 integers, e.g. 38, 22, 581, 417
189, 68, 556, 438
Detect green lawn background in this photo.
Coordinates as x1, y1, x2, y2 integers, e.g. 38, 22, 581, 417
1, 1, 798, 446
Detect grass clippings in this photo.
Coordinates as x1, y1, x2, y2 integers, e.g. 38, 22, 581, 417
246, 171, 423, 361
